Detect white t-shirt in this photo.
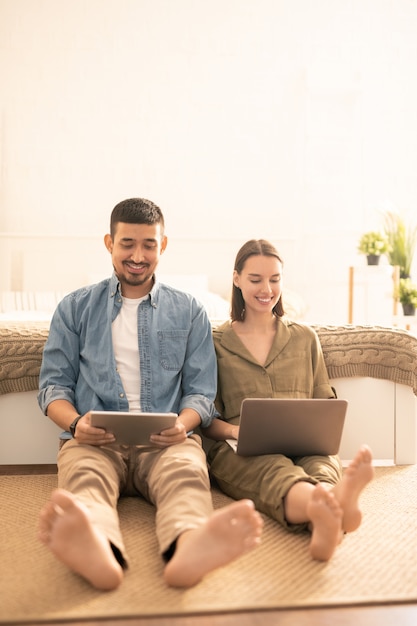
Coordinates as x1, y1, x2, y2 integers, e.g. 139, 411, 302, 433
112, 295, 147, 411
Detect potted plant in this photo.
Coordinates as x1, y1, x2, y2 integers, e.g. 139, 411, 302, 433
397, 278, 417, 316
357, 231, 390, 265
383, 211, 417, 278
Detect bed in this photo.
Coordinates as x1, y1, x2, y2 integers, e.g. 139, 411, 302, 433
1, 289, 417, 466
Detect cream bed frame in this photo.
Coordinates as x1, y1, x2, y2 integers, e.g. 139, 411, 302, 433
1, 320, 416, 466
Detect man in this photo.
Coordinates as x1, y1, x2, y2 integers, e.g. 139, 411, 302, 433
37, 198, 263, 590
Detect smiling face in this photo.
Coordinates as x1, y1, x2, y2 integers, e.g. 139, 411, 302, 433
104, 221, 167, 298
233, 254, 283, 317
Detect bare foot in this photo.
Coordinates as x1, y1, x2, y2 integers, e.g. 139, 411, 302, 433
38, 489, 124, 590
163, 499, 263, 588
307, 484, 343, 561
332, 445, 374, 532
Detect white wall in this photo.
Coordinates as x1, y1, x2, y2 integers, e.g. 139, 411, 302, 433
1, 0, 417, 323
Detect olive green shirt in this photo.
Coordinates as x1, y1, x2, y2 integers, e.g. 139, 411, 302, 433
213, 317, 335, 423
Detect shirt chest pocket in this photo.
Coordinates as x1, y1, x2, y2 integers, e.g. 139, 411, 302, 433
158, 330, 189, 371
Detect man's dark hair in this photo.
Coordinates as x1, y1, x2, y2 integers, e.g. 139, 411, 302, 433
110, 198, 165, 238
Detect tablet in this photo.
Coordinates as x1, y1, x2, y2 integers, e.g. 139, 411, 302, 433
90, 410, 178, 445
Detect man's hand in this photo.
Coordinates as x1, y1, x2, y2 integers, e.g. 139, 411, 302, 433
73, 412, 116, 446
149, 418, 189, 448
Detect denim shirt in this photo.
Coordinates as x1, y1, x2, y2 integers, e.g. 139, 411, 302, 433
38, 274, 217, 427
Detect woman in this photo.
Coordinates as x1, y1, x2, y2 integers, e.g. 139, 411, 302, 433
203, 239, 374, 561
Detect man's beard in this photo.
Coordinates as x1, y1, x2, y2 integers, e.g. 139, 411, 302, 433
116, 265, 154, 289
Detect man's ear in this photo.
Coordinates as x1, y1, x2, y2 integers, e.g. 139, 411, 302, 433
160, 235, 168, 254
104, 233, 113, 253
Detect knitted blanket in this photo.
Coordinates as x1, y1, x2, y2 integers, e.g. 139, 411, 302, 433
0, 321, 50, 395
312, 324, 417, 396
1, 320, 417, 396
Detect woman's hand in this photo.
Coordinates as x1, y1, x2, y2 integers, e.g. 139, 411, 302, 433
229, 424, 240, 440
202, 417, 239, 441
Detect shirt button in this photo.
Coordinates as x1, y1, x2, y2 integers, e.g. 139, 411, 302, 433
119, 393, 124, 398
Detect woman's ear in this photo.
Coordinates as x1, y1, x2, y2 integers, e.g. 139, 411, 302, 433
233, 270, 240, 288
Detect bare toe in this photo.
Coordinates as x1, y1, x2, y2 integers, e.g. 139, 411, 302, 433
164, 499, 263, 588
38, 489, 123, 590
308, 484, 343, 561
333, 445, 374, 532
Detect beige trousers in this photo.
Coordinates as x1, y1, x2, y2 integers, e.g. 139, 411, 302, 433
57, 436, 213, 565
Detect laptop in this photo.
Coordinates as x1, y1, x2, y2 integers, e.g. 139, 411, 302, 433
90, 411, 178, 445
227, 398, 347, 457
